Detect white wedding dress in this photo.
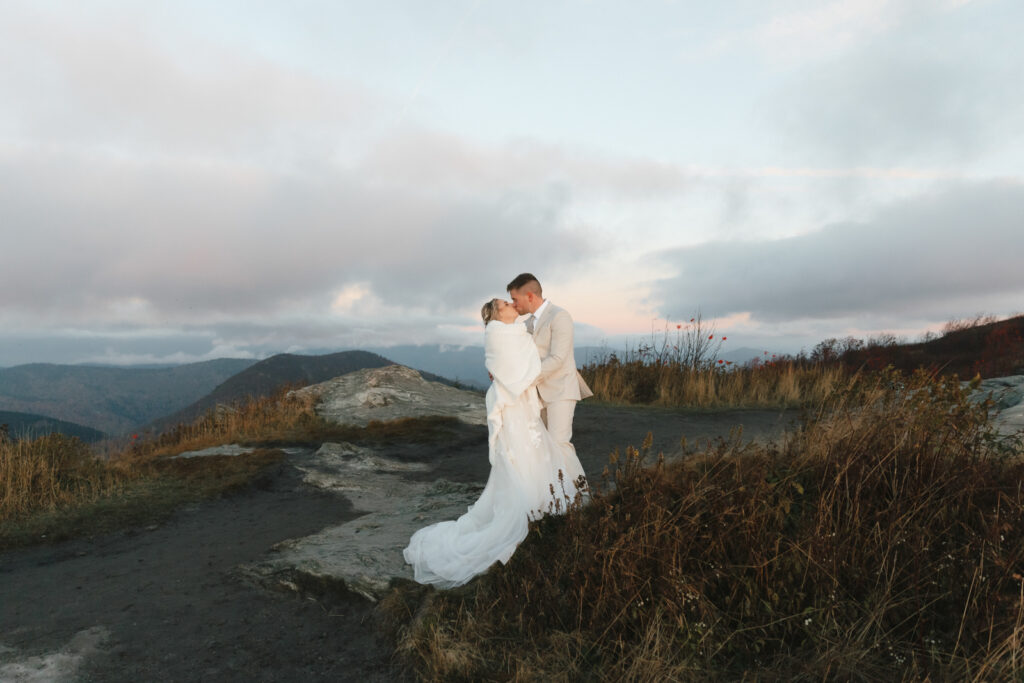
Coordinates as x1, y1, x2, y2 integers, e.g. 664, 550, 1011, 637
402, 319, 588, 588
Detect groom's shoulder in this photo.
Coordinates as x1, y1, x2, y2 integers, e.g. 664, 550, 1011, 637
548, 304, 574, 323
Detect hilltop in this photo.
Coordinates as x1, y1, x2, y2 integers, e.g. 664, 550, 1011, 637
810, 313, 1024, 377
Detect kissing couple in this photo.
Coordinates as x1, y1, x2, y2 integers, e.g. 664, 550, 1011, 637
403, 273, 594, 588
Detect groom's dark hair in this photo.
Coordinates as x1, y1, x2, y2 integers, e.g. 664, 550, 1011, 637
507, 273, 542, 296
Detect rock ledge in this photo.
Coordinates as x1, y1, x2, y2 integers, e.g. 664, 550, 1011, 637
291, 364, 485, 427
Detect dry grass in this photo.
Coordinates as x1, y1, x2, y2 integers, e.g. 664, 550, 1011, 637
387, 370, 1024, 681
0, 449, 285, 550
582, 356, 847, 409
113, 389, 460, 462
0, 389, 319, 527
0, 432, 132, 521
111, 390, 321, 461
1, 387, 460, 548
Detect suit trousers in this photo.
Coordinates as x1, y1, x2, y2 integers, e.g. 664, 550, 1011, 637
541, 399, 578, 462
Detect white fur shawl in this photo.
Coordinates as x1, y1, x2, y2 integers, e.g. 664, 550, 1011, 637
484, 320, 541, 448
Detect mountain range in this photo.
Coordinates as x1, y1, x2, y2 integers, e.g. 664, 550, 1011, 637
0, 410, 107, 443
0, 350, 475, 439
0, 359, 256, 436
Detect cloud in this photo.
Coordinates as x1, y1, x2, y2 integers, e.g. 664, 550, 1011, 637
754, 0, 909, 58
651, 180, 1024, 323
0, 146, 593, 322
0, 5, 682, 335
770, 6, 1024, 166
0, 4, 379, 162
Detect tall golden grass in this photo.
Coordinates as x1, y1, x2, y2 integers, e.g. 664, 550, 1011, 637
386, 370, 1024, 680
0, 433, 131, 521
582, 355, 848, 409
1, 390, 320, 521
118, 389, 320, 461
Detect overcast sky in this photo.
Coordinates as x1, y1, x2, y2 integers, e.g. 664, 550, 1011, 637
2, 0, 1022, 366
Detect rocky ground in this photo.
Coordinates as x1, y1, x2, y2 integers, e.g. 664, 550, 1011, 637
2, 368, 1020, 682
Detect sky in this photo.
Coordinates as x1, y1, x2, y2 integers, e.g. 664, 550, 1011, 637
1, 0, 1022, 366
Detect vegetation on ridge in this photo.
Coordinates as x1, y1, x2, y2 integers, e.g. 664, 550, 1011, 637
385, 370, 1024, 681
4, 313, 1023, 678
581, 314, 847, 409
0, 387, 458, 549
581, 313, 1024, 411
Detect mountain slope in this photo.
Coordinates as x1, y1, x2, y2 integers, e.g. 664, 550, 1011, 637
817, 314, 1024, 377
0, 410, 107, 443
0, 358, 257, 436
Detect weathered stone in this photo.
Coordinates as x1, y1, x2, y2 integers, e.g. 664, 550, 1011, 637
241, 442, 481, 602
242, 480, 480, 602
968, 375, 1024, 437
292, 442, 433, 512
291, 364, 486, 427
173, 444, 256, 459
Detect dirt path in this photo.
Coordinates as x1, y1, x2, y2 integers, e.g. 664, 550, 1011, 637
0, 460, 410, 682
0, 404, 793, 682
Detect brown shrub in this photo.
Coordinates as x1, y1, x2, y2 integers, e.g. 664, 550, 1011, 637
394, 370, 1024, 680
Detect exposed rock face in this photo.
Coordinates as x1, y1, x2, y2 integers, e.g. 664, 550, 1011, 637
173, 444, 256, 459
971, 375, 1024, 437
291, 364, 486, 427
241, 442, 480, 602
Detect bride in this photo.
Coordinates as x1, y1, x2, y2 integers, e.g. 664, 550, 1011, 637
402, 298, 589, 588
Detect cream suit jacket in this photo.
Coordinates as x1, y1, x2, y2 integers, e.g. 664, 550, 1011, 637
531, 302, 594, 404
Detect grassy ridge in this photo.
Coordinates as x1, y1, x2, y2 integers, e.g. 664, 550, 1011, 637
0, 388, 458, 548
582, 358, 846, 409
386, 371, 1024, 681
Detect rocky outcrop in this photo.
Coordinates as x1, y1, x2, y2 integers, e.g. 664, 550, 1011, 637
970, 375, 1024, 437
241, 442, 480, 601
290, 365, 486, 427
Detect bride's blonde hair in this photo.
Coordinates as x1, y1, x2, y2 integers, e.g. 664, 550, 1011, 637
481, 298, 500, 324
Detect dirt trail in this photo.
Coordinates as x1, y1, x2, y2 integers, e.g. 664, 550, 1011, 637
0, 404, 793, 682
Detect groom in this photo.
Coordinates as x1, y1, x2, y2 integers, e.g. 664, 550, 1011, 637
506, 273, 593, 462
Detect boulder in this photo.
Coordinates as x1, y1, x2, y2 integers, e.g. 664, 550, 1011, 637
291, 365, 486, 427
